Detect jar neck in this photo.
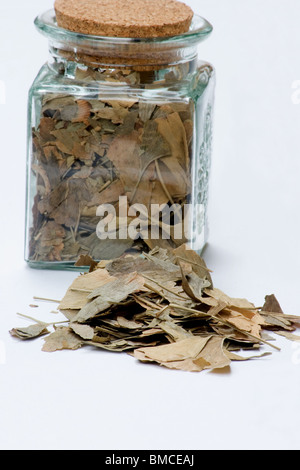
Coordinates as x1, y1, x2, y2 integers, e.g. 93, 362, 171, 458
47, 40, 199, 83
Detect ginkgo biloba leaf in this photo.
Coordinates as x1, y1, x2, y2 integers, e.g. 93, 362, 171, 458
42, 327, 83, 352
10, 323, 49, 340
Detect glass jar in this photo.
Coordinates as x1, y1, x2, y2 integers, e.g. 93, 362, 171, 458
25, 9, 215, 269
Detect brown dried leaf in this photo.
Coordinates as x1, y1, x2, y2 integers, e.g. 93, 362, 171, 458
116, 316, 144, 330
75, 254, 98, 272
42, 327, 83, 352
219, 309, 263, 339
155, 112, 189, 171
262, 294, 284, 314
174, 244, 213, 287
203, 287, 256, 311
58, 268, 115, 311
72, 100, 92, 125
134, 335, 230, 372
159, 321, 193, 341
38, 117, 56, 142
88, 179, 125, 207
94, 105, 129, 124
106, 131, 141, 193
70, 323, 95, 340
138, 102, 156, 122
31, 221, 65, 262
10, 323, 49, 340
224, 350, 272, 361
73, 273, 145, 323
134, 336, 211, 364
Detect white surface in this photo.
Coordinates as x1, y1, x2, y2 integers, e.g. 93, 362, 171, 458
0, 0, 300, 450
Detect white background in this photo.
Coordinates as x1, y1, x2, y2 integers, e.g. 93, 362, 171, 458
0, 0, 300, 450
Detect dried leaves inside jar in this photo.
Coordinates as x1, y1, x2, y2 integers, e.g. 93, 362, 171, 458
28, 88, 195, 264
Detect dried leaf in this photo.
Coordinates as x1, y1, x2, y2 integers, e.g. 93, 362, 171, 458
74, 254, 98, 272
116, 316, 144, 330
159, 321, 193, 341
73, 273, 145, 323
224, 350, 272, 361
10, 323, 49, 340
134, 336, 212, 363
134, 336, 230, 372
155, 112, 189, 171
203, 287, 257, 311
262, 294, 284, 314
70, 323, 95, 340
106, 131, 141, 193
275, 331, 300, 342
58, 268, 115, 311
42, 327, 83, 352
219, 309, 264, 338
174, 244, 213, 287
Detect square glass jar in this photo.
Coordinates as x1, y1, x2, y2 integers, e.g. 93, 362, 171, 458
25, 10, 215, 269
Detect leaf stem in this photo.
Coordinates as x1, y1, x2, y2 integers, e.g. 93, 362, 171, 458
169, 303, 281, 352
33, 296, 61, 303
17, 312, 69, 327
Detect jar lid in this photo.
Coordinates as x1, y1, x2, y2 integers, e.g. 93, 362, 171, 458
54, 0, 194, 38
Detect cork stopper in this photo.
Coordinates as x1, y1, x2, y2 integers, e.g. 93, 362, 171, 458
54, 0, 194, 38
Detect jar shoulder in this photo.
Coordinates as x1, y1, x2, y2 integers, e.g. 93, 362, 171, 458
29, 61, 215, 103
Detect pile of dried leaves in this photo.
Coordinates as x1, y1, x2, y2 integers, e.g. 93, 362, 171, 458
10, 245, 300, 372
